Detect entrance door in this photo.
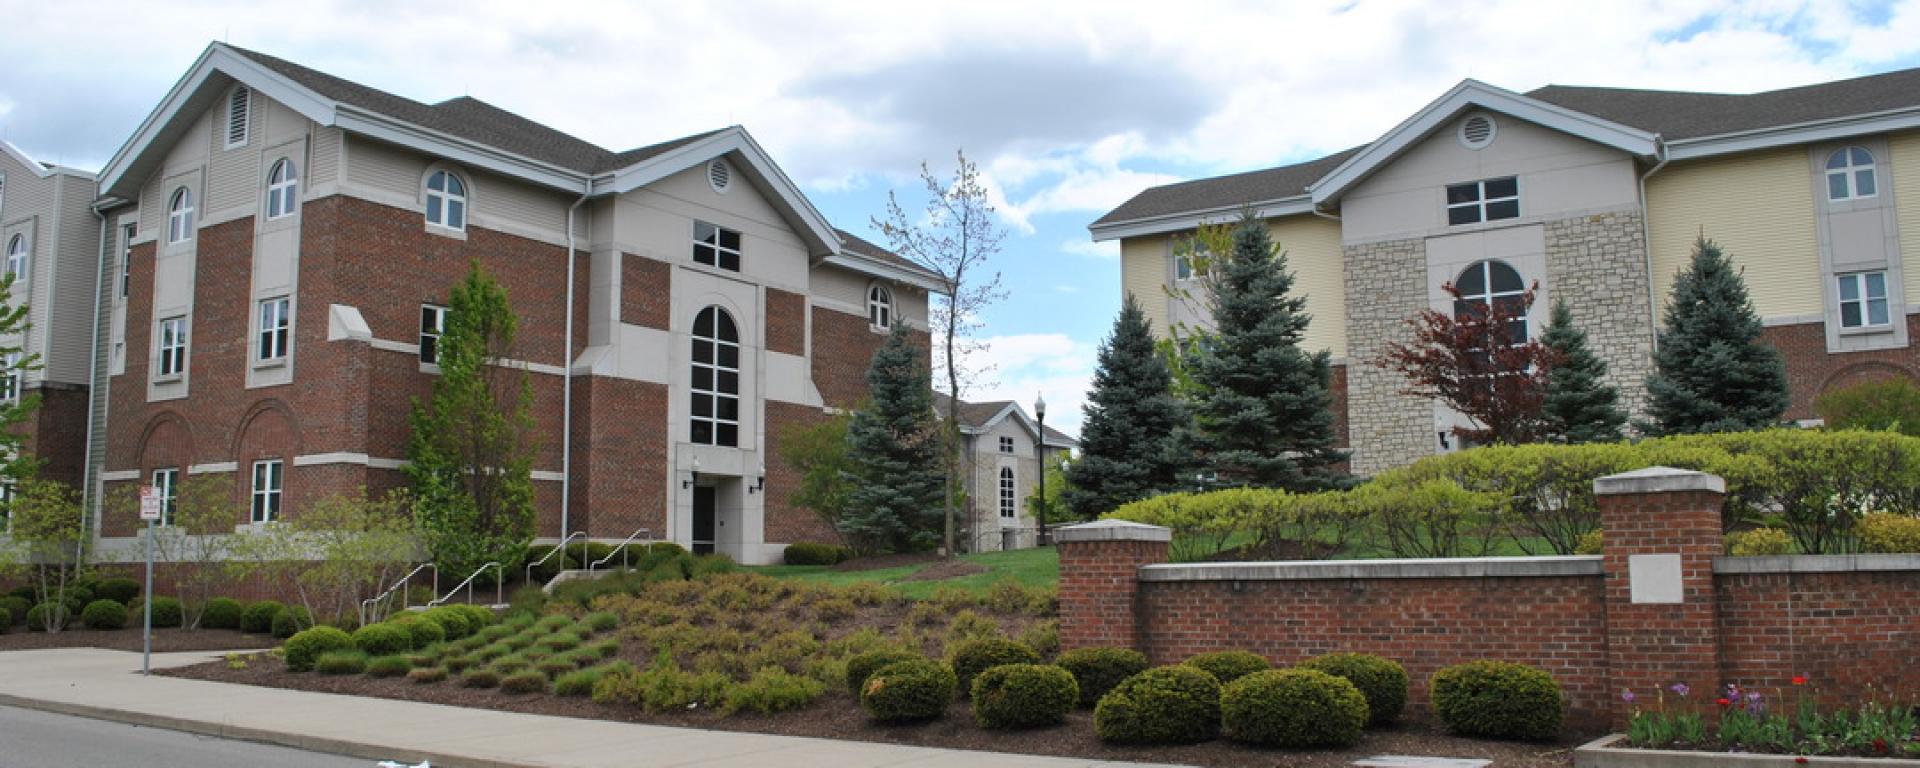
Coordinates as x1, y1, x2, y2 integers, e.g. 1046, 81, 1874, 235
692, 486, 716, 555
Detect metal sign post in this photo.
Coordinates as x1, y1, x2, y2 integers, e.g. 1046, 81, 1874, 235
138, 485, 161, 675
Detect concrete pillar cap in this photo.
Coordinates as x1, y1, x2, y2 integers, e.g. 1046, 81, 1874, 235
1055, 519, 1174, 543
1593, 466, 1726, 496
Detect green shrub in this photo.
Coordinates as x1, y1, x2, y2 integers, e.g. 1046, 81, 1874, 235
525, 544, 579, 583
972, 664, 1078, 729
1429, 661, 1564, 741
859, 658, 956, 723
554, 664, 614, 697
1221, 668, 1367, 747
461, 668, 502, 688
1093, 665, 1222, 745
948, 637, 1040, 695
536, 630, 583, 652
1574, 529, 1604, 555
241, 601, 282, 634
582, 611, 619, 633
1817, 378, 1920, 436
1728, 527, 1794, 556
500, 670, 550, 695
845, 648, 921, 696
1860, 512, 1920, 553
270, 604, 309, 638
421, 607, 473, 639
353, 623, 412, 656
1297, 652, 1408, 726
316, 649, 370, 675
94, 578, 141, 605
130, 597, 184, 629
201, 598, 244, 629
1, 595, 29, 625
782, 542, 851, 566
1183, 650, 1270, 684
26, 603, 69, 632
283, 626, 354, 672
392, 616, 446, 649
1017, 620, 1060, 657
451, 604, 496, 632
0, 605, 8, 631
1057, 647, 1150, 707
726, 667, 827, 714
590, 655, 731, 711
444, 654, 479, 674
408, 666, 448, 684
81, 599, 128, 630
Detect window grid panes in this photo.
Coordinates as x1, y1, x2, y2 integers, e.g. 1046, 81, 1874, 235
1453, 260, 1529, 344
4, 235, 23, 279
999, 436, 1015, 454
868, 285, 893, 329
693, 221, 742, 271
0, 351, 19, 403
158, 316, 187, 377
167, 188, 195, 244
258, 297, 290, 361
1446, 177, 1520, 226
690, 306, 740, 447
419, 305, 447, 364
266, 159, 298, 219
152, 468, 179, 527
1826, 147, 1878, 201
120, 224, 135, 299
999, 467, 1016, 518
251, 460, 282, 523
425, 171, 466, 230
1175, 254, 1194, 281
1838, 271, 1890, 328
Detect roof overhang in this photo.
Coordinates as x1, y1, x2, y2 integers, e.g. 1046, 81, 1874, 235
1307, 79, 1660, 205
822, 252, 947, 293
1, 139, 96, 180
1088, 196, 1315, 241
955, 401, 1079, 448
1665, 104, 1920, 161
593, 127, 840, 257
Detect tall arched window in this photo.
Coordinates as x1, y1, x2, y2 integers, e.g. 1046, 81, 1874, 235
1454, 259, 1528, 343
167, 187, 195, 244
425, 170, 467, 230
998, 467, 1016, 519
266, 158, 299, 220
1826, 146, 1877, 201
868, 284, 893, 329
4, 235, 24, 280
690, 306, 740, 447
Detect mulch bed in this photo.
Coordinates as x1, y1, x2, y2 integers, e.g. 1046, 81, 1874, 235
165, 658, 1586, 767
0, 627, 270, 653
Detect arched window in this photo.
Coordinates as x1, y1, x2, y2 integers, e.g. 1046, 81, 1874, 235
4, 235, 24, 280
1827, 147, 1877, 201
868, 284, 893, 329
690, 306, 740, 447
1454, 259, 1528, 343
425, 170, 467, 230
266, 158, 299, 220
998, 467, 1016, 519
167, 187, 195, 244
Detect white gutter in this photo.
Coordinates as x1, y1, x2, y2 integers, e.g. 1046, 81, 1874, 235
1636, 139, 1670, 356
560, 187, 589, 540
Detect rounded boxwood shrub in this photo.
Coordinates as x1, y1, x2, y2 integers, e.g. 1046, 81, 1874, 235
94, 578, 141, 605
130, 596, 184, 628
1, 595, 30, 625
421, 607, 473, 639
82, 599, 129, 630
271, 605, 311, 638
201, 598, 244, 630
860, 658, 957, 723
1298, 652, 1408, 726
1429, 661, 1564, 741
26, 603, 69, 631
392, 615, 446, 649
316, 649, 370, 675
1093, 665, 1222, 745
782, 542, 851, 566
367, 654, 413, 678
353, 623, 412, 656
241, 600, 282, 634
1221, 668, 1368, 748
1183, 650, 1270, 684
283, 626, 354, 672
1859, 512, 1920, 554
972, 664, 1078, 729
948, 637, 1040, 695
845, 648, 922, 697
1056, 647, 1149, 707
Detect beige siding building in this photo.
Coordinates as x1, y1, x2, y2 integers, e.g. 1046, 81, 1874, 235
935, 395, 1076, 552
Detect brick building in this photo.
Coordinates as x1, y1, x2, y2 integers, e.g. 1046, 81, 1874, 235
1094, 68, 1920, 474
77, 42, 940, 566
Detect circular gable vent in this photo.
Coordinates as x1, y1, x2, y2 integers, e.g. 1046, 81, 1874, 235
708, 158, 733, 193
1459, 114, 1497, 149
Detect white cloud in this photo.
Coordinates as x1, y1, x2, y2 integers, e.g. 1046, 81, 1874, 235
1059, 239, 1119, 260
965, 333, 1099, 437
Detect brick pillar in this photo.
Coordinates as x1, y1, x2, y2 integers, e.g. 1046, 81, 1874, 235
1056, 520, 1170, 653
1596, 466, 1726, 729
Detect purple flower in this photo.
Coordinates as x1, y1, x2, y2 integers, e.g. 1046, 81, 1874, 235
1670, 682, 1691, 697
1622, 689, 1637, 703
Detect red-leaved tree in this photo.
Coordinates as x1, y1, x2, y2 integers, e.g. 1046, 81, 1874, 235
1377, 281, 1559, 446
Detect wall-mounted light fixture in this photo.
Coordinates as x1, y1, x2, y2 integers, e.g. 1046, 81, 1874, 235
683, 458, 701, 490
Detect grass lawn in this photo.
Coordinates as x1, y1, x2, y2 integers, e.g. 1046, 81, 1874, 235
746, 546, 1059, 598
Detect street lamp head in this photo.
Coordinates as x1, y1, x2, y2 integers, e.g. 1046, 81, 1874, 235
1034, 392, 1046, 421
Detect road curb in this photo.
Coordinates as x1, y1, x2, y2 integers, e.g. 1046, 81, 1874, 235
0, 691, 534, 768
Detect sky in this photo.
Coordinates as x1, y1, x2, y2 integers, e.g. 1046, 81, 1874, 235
6, 1, 1920, 436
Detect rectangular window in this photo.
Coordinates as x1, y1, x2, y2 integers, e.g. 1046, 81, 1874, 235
257, 297, 290, 362
999, 436, 1015, 454
0, 351, 19, 403
999, 468, 1016, 519
151, 468, 179, 527
250, 459, 282, 523
0, 482, 12, 531
119, 224, 135, 299
419, 304, 447, 364
1838, 271, 1891, 329
693, 221, 742, 271
1446, 177, 1520, 226
158, 316, 188, 377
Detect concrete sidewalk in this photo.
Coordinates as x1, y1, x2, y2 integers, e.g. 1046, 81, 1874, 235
0, 648, 1178, 768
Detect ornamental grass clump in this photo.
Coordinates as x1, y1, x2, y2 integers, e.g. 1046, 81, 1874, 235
366, 655, 413, 678
1094, 665, 1222, 745
315, 649, 370, 675
1221, 668, 1368, 748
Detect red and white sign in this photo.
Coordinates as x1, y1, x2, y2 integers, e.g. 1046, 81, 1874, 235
138, 485, 162, 521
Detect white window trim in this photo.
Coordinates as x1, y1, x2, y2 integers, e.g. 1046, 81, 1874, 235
266, 158, 299, 220
118, 223, 135, 300
167, 187, 195, 245
1445, 177, 1520, 226
152, 468, 179, 527
1454, 259, 1531, 343
424, 169, 468, 232
1836, 271, 1892, 330
4, 234, 24, 281
692, 220, 743, 272
1825, 146, 1878, 202
0, 351, 20, 404
998, 466, 1016, 519
250, 459, 282, 523
419, 304, 448, 367
157, 315, 188, 379
257, 296, 291, 364
690, 307, 741, 447
867, 283, 893, 330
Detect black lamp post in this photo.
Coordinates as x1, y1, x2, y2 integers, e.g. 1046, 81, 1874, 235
1034, 393, 1047, 547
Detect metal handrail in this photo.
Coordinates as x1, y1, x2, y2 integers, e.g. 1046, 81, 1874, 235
429, 562, 503, 607
360, 563, 436, 626
588, 527, 654, 572
526, 531, 586, 585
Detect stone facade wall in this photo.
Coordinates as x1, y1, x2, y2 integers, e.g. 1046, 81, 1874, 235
1341, 237, 1431, 474
1543, 211, 1656, 423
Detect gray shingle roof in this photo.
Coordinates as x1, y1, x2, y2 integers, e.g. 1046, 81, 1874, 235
1091, 147, 1361, 227
933, 393, 1078, 444
834, 228, 926, 276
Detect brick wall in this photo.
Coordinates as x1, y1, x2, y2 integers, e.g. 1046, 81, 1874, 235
568, 375, 669, 539
765, 288, 804, 356
20, 383, 90, 489
762, 400, 842, 546
811, 308, 929, 408
1763, 317, 1920, 420
622, 252, 671, 330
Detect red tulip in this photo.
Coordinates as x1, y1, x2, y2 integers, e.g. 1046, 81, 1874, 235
1792, 676, 1808, 686
1716, 697, 1732, 707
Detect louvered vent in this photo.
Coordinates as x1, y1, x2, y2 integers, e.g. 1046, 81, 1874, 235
226, 86, 251, 148
708, 158, 732, 193
1459, 114, 1495, 148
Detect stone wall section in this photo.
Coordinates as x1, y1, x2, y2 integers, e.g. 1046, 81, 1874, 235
1543, 211, 1656, 424
1342, 237, 1431, 474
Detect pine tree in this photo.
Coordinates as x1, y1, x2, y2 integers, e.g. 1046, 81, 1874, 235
1643, 235, 1790, 435
1189, 211, 1347, 490
1064, 295, 1189, 519
838, 326, 945, 554
1540, 300, 1626, 443
406, 263, 537, 580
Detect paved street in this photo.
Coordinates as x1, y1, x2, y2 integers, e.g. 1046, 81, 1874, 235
0, 704, 368, 768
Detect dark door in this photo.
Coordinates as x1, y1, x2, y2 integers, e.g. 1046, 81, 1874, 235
692, 486, 716, 555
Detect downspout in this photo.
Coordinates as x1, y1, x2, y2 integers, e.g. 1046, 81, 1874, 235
1637, 140, 1670, 355
560, 183, 589, 542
